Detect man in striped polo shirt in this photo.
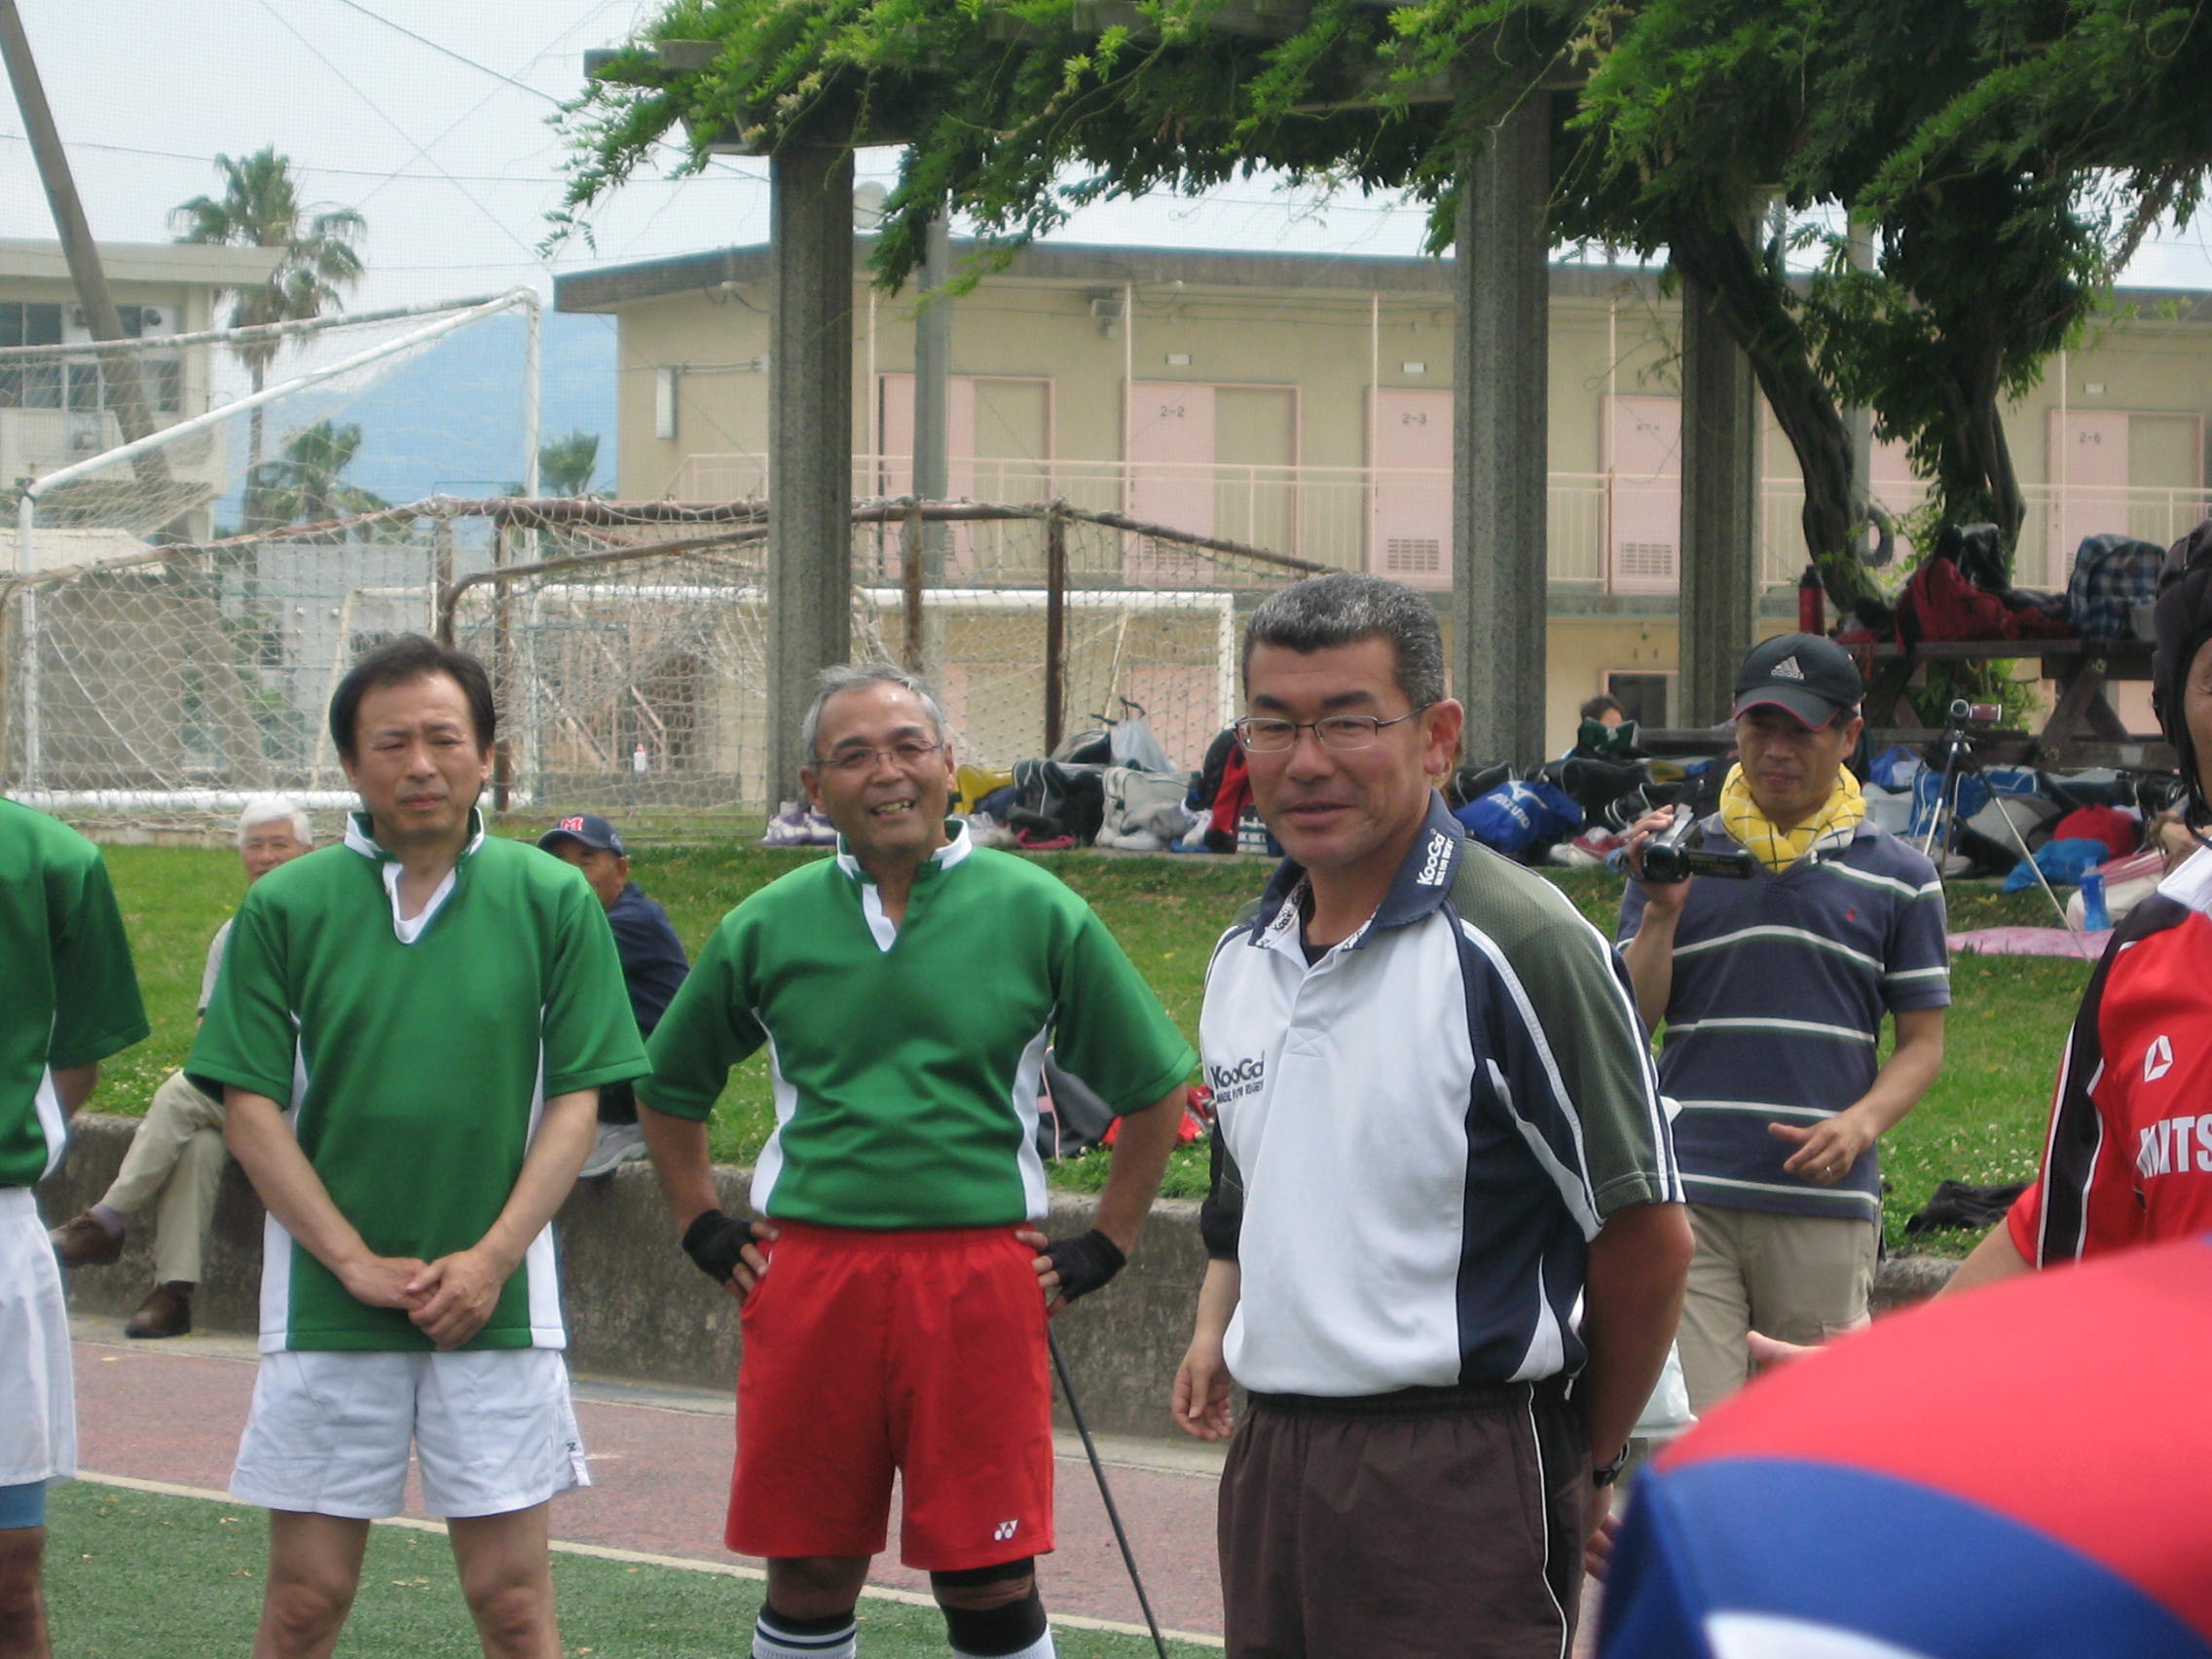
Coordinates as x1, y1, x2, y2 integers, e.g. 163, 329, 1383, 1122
1620, 633, 1949, 1415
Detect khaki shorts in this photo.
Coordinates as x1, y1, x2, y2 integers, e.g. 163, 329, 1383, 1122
232, 1346, 587, 1520
1677, 1203, 1877, 1416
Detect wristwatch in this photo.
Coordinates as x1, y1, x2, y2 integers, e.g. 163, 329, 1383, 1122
1592, 1445, 1632, 1489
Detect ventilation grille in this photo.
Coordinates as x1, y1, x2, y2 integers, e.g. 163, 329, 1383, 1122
1616, 540, 1676, 580
1384, 537, 1444, 574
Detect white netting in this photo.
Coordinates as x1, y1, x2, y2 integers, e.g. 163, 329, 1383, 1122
3, 498, 1314, 835
5, 292, 538, 556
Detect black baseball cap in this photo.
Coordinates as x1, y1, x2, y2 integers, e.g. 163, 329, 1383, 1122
1731, 634, 1862, 730
537, 813, 626, 856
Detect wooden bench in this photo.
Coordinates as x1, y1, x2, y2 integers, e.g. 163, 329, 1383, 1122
1854, 639, 2174, 770
1641, 639, 2177, 773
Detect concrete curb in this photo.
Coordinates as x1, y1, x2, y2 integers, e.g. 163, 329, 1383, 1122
42, 1114, 1956, 1440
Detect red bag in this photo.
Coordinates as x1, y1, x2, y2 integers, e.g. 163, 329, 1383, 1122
2050, 805, 2138, 863
1897, 555, 2073, 645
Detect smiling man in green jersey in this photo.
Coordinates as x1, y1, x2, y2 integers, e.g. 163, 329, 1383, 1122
190, 636, 647, 1659
638, 663, 1196, 1659
1, 800, 148, 1659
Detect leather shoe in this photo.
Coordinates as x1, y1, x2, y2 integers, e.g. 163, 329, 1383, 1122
50, 1211, 124, 1268
124, 1282, 193, 1340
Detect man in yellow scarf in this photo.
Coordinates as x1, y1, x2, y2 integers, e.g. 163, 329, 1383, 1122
1616, 634, 1950, 1416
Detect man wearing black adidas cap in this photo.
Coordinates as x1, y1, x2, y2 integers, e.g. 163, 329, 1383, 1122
1619, 633, 1950, 1414
537, 814, 690, 1177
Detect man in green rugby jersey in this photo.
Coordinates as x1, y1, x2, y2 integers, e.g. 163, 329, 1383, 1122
191, 637, 647, 1659
1, 801, 148, 1659
639, 664, 1196, 1659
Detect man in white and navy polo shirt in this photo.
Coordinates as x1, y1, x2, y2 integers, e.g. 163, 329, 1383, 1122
1620, 634, 1949, 1416
1175, 571, 1690, 1659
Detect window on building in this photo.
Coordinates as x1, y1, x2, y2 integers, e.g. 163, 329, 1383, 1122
0, 302, 64, 408
0, 301, 180, 416
1604, 671, 1674, 728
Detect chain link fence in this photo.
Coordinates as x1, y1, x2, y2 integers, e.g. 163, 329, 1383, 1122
2, 496, 1317, 838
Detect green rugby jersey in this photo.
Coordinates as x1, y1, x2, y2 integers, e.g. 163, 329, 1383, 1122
189, 813, 648, 1352
645, 825, 1195, 1228
1, 800, 149, 1189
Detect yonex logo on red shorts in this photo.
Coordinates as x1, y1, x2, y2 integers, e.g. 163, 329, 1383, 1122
993, 1520, 1019, 1541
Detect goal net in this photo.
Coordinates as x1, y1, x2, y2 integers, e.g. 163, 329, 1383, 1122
5, 492, 1310, 837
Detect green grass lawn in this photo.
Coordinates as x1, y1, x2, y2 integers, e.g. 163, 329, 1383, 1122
90, 841, 2090, 1254
45, 1481, 1215, 1658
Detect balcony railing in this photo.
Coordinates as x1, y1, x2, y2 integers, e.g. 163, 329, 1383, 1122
672, 453, 2210, 599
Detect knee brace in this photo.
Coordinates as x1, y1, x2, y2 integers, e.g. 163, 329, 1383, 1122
931, 1564, 1047, 1658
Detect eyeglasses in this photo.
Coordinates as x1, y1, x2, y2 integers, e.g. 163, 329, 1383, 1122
815, 738, 946, 775
1234, 706, 1433, 753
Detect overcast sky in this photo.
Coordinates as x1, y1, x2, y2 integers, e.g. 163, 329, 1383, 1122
8, 0, 2212, 313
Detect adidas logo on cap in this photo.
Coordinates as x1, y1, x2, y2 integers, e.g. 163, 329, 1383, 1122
1772, 655, 1805, 680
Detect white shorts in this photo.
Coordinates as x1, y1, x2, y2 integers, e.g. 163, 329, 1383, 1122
231, 1346, 588, 1520
0, 1189, 75, 1489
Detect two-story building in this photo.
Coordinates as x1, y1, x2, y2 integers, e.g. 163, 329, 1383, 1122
3, 237, 284, 553
556, 240, 2212, 754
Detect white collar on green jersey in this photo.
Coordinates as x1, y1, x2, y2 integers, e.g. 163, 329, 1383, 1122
343, 809, 490, 944
832, 818, 975, 885
342, 807, 489, 866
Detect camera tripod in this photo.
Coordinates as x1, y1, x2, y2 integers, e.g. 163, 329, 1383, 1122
1917, 698, 2081, 940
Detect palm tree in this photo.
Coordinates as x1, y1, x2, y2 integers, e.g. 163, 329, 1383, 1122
171, 148, 365, 526
252, 421, 388, 536
538, 430, 601, 497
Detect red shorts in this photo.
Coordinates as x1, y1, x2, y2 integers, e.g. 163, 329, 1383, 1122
726, 1220, 1053, 1570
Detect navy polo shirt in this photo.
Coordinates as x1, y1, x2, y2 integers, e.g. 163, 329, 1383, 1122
1620, 815, 1950, 1223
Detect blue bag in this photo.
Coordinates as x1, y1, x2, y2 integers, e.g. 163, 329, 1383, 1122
1455, 780, 1583, 858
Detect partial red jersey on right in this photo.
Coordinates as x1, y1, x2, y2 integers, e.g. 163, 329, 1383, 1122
2010, 849, 2212, 1266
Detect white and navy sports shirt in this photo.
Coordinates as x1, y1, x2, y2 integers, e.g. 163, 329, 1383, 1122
1200, 795, 1681, 1397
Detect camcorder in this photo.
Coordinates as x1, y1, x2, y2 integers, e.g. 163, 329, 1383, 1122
1946, 698, 2003, 727
1639, 804, 1756, 885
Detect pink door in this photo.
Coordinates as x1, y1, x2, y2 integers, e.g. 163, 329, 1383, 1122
2048, 412, 2131, 585
1606, 395, 1680, 593
876, 373, 979, 498
876, 373, 981, 576
1124, 382, 1216, 584
1369, 389, 1453, 591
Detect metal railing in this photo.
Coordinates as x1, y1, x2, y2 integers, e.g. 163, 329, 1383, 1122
673, 454, 2212, 598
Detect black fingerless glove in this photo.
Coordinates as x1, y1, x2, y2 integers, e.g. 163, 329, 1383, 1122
1044, 1229, 1127, 1303
682, 1209, 760, 1286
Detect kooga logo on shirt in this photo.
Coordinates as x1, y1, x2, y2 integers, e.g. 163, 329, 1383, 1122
1417, 830, 1453, 886
1208, 1055, 1267, 1106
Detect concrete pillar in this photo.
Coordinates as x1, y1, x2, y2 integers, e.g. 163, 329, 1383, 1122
1453, 94, 1550, 764
766, 143, 857, 809
913, 208, 953, 581
1677, 276, 1761, 726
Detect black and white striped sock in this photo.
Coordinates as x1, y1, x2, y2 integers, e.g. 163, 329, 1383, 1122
752, 1604, 859, 1659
